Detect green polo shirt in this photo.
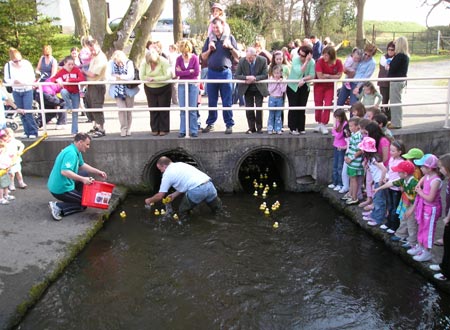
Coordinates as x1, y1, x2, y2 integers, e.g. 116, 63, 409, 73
47, 144, 84, 194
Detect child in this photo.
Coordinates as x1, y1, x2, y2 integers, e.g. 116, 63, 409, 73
374, 160, 419, 247
267, 64, 286, 135
342, 117, 363, 205
430, 153, 450, 280
343, 47, 363, 90
328, 109, 348, 191
0, 131, 14, 204
350, 101, 366, 118
365, 106, 381, 121
403, 148, 424, 181
373, 113, 393, 141
358, 137, 387, 226
380, 139, 405, 233
207, 3, 232, 49
269, 50, 290, 79
359, 81, 382, 108
408, 154, 443, 262
4, 128, 26, 190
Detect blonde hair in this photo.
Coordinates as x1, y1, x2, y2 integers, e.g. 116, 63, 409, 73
42, 45, 52, 56
111, 50, 128, 64
9, 48, 22, 61
394, 36, 410, 57
178, 40, 193, 55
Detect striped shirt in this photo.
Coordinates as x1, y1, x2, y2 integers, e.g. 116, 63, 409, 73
346, 131, 363, 171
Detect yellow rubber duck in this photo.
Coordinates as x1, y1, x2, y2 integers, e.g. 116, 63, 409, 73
264, 208, 270, 216
259, 183, 264, 189
119, 211, 126, 218
273, 182, 277, 188
259, 203, 266, 210
160, 209, 166, 215
271, 205, 276, 211
260, 174, 264, 179
273, 222, 279, 228
264, 174, 268, 179
253, 191, 258, 197
173, 214, 179, 220
154, 209, 160, 216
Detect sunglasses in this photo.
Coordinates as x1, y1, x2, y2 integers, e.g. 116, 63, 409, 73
13, 59, 21, 63
299, 53, 306, 57
364, 53, 373, 58
388, 48, 395, 51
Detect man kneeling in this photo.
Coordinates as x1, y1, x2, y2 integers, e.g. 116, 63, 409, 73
145, 156, 222, 219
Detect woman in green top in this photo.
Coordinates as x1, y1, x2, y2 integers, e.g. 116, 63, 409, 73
140, 45, 173, 136
286, 45, 315, 135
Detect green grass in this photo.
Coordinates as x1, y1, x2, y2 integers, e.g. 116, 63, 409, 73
50, 34, 81, 62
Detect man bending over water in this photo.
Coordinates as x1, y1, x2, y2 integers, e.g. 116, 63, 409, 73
145, 156, 222, 220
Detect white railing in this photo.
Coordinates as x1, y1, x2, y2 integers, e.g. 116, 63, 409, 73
4, 75, 450, 137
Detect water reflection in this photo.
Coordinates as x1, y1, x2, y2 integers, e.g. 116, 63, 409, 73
18, 193, 450, 330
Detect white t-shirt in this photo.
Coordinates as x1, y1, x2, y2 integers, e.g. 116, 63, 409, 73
159, 162, 210, 193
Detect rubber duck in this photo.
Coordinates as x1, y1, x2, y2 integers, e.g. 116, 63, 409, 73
119, 211, 126, 218
262, 193, 267, 199
253, 191, 258, 197
254, 182, 259, 188
259, 203, 266, 210
173, 213, 179, 220
264, 208, 270, 216
160, 209, 166, 215
273, 182, 277, 188
271, 205, 276, 211
273, 222, 279, 229
260, 174, 264, 179
154, 209, 160, 216
264, 174, 268, 179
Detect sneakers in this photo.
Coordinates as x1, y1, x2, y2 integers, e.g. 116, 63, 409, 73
48, 201, 62, 221
391, 235, 406, 242
362, 210, 371, 216
434, 273, 447, 281
346, 199, 359, 205
386, 229, 395, 234
8, 184, 16, 191
276, 131, 283, 135
430, 264, 441, 272
202, 125, 214, 133
4, 195, 15, 201
0, 198, 9, 205
362, 215, 373, 221
364, 204, 374, 211
380, 224, 388, 230
338, 187, 349, 194
333, 185, 342, 191
367, 221, 378, 226
401, 242, 411, 249
358, 199, 372, 208
225, 126, 232, 134
313, 124, 321, 133
28, 135, 37, 139
328, 184, 336, 189
341, 193, 351, 200
413, 250, 432, 262
289, 130, 300, 135
320, 125, 328, 135
407, 245, 423, 256
299, 131, 306, 135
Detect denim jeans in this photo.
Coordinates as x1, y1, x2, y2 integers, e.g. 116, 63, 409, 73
337, 82, 359, 106
205, 68, 234, 127
178, 83, 199, 135
332, 147, 345, 186
13, 90, 38, 136
386, 188, 401, 230
371, 182, 387, 224
180, 181, 218, 213
267, 96, 283, 132
60, 89, 80, 134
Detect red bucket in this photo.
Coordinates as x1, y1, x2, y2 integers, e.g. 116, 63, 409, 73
81, 181, 115, 209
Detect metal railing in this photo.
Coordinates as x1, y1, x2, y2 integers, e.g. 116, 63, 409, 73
4, 75, 450, 137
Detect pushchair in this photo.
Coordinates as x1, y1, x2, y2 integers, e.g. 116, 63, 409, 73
33, 78, 66, 127
5, 105, 19, 131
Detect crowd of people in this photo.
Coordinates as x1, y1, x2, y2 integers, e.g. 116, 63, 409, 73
327, 101, 450, 281
1, 2, 412, 139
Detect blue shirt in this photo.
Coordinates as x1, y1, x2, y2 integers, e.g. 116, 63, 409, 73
355, 56, 376, 87
202, 35, 238, 71
312, 40, 323, 60
47, 143, 84, 194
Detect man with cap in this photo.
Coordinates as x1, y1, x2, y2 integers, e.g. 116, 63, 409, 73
374, 160, 419, 247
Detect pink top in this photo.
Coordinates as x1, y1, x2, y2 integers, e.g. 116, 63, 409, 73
268, 80, 287, 97
332, 121, 347, 148
387, 157, 402, 191
414, 173, 442, 222
377, 136, 391, 166
175, 54, 200, 80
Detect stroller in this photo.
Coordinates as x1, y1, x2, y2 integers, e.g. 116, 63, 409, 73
5, 105, 19, 131
33, 77, 66, 127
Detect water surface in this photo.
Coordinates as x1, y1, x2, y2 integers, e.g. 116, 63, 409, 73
18, 193, 450, 329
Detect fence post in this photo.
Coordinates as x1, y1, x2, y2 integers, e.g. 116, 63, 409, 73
437, 30, 441, 55
445, 78, 450, 129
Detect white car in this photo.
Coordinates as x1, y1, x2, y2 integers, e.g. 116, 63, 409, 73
152, 18, 191, 37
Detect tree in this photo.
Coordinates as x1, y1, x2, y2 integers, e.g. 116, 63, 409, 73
0, 0, 60, 71
69, 0, 89, 37
422, 0, 450, 27
354, 0, 366, 48
173, 0, 182, 42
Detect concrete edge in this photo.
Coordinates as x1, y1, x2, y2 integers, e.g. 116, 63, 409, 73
321, 188, 450, 294
8, 186, 129, 329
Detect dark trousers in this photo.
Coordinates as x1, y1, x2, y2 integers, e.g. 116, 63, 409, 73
380, 85, 391, 120
244, 89, 264, 132
52, 179, 86, 217
286, 84, 309, 132
441, 224, 450, 278
85, 84, 106, 125
385, 189, 401, 230
144, 84, 172, 133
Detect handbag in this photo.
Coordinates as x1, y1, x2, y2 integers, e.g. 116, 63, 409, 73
3, 62, 13, 93
125, 61, 140, 89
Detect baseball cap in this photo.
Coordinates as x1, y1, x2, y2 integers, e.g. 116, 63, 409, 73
413, 154, 438, 169
211, 3, 225, 11
402, 148, 424, 160
358, 136, 377, 152
391, 160, 415, 175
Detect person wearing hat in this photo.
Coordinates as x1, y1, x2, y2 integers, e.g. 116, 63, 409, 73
374, 160, 419, 248
358, 136, 387, 227
402, 147, 424, 181
407, 154, 443, 262
208, 3, 232, 50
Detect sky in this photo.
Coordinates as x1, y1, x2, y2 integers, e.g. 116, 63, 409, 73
364, 0, 450, 26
